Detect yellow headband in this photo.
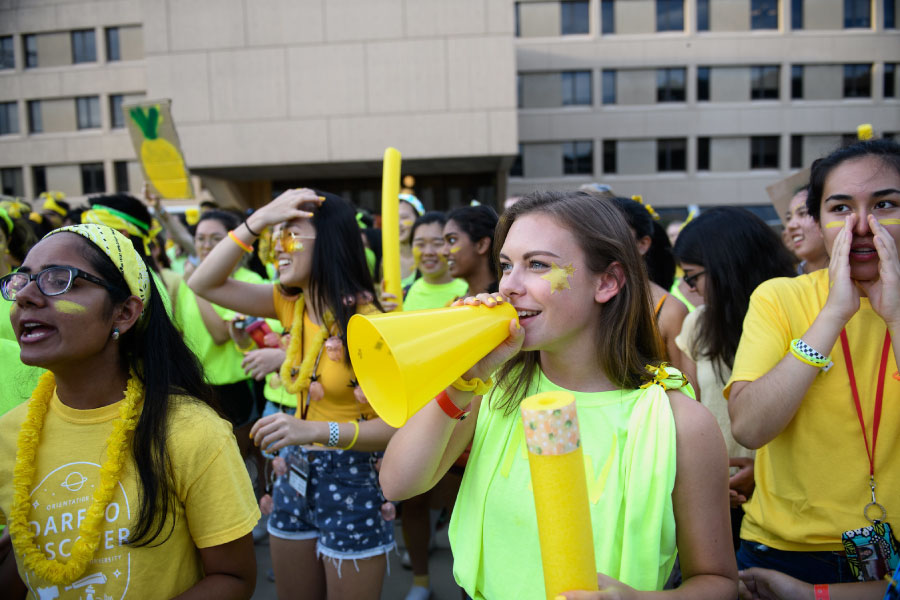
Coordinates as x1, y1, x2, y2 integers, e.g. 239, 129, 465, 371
46, 224, 150, 312
1, 200, 30, 219
81, 206, 152, 255
41, 193, 67, 217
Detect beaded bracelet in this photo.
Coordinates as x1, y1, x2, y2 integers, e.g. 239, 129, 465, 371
789, 338, 833, 372
341, 421, 360, 450
325, 421, 340, 447
228, 230, 253, 253
451, 374, 493, 395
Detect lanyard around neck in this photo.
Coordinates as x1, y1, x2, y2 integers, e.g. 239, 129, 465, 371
839, 329, 891, 479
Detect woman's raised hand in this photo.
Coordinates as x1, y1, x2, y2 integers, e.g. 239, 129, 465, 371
451, 293, 523, 381
858, 215, 900, 329
822, 216, 860, 325
246, 188, 322, 232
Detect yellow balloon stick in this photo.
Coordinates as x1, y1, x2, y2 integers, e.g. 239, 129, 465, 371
381, 147, 403, 312
521, 391, 597, 600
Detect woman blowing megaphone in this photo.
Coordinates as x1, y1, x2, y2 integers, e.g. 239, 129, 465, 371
379, 191, 739, 600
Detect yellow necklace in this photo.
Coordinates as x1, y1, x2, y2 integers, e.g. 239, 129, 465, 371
9, 370, 142, 585
279, 294, 335, 397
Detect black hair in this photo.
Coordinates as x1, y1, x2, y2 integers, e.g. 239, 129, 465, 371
410, 211, 447, 241
306, 191, 382, 361
196, 209, 268, 279
609, 197, 676, 290
673, 207, 796, 381
75, 234, 215, 548
446, 205, 499, 275
1, 216, 39, 265
807, 138, 900, 221
361, 227, 383, 282
88, 193, 159, 273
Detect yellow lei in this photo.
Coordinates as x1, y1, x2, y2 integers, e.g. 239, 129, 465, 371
279, 294, 335, 396
9, 370, 142, 585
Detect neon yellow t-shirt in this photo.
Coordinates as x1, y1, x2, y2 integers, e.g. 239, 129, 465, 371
449, 369, 681, 599
725, 269, 900, 552
175, 267, 266, 385
0, 392, 260, 599
403, 278, 468, 312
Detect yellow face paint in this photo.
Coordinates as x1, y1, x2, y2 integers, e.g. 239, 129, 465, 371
449, 246, 461, 254
400, 219, 414, 228
825, 221, 847, 228
878, 218, 900, 226
541, 262, 576, 294
54, 300, 87, 314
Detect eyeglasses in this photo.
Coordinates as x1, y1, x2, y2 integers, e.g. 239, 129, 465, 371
683, 270, 706, 290
274, 230, 316, 254
0, 266, 120, 301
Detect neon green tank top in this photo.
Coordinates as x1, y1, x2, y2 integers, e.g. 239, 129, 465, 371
449, 368, 685, 598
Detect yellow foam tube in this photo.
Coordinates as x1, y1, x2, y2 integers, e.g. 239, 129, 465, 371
521, 391, 597, 599
381, 147, 403, 311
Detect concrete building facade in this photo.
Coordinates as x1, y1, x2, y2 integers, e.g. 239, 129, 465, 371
0, 0, 898, 212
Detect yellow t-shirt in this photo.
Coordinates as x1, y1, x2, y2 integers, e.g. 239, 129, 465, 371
724, 269, 899, 552
272, 289, 379, 422
0, 393, 260, 599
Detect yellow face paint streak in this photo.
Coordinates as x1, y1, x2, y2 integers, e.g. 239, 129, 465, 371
878, 218, 900, 226
824, 221, 846, 228
400, 219, 414, 228
54, 300, 87, 314
449, 246, 461, 254
541, 262, 576, 294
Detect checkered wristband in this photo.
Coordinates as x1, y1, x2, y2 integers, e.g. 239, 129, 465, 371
790, 338, 833, 371
326, 421, 340, 447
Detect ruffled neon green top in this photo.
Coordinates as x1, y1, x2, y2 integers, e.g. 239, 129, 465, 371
449, 367, 689, 599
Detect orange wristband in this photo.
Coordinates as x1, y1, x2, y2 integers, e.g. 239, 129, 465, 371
814, 584, 829, 600
228, 230, 253, 253
435, 390, 469, 420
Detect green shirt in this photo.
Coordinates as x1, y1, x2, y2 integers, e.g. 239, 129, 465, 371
449, 369, 684, 598
403, 278, 468, 312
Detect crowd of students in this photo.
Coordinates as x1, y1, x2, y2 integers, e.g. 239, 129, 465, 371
0, 138, 898, 600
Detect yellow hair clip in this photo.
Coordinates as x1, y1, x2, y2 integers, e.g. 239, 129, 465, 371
631, 195, 660, 221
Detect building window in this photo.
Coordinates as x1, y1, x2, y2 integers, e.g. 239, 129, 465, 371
562, 71, 592, 106
603, 140, 617, 173
751, 0, 778, 29
697, 0, 710, 30
697, 67, 710, 101
0, 36, 13, 69
1, 168, 24, 197
76, 96, 101, 130
24, 34, 37, 68
791, 65, 803, 99
751, 65, 780, 100
697, 137, 710, 171
32, 166, 47, 196
657, 68, 686, 102
844, 0, 871, 27
561, 1, 590, 35
792, 0, 804, 29
790, 135, 803, 168
887, 0, 896, 28
563, 141, 593, 175
843, 64, 871, 98
885, 64, 896, 98
110, 94, 126, 128
656, 0, 684, 31
71, 29, 97, 64
510, 145, 523, 177
601, 0, 615, 34
751, 136, 780, 169
106, 27, 120, 61
27, 100, 42, 133
81, 163, 106, 194
0, 102, 18, 135
657, 138, 686, 172
114, 161, 130, 192
602, 69, 616, 104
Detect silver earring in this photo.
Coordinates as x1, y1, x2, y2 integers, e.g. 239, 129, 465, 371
111, 328, 120, 340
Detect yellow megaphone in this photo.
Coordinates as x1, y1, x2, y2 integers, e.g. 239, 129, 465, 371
348, 303, 518, 427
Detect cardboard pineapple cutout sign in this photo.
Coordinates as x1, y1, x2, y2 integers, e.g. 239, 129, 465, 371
124, 99, 193, 199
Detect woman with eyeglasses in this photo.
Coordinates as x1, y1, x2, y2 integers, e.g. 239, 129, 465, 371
189, 189, 396, 600
0, 224, 258, 599
672, 207, 796, 549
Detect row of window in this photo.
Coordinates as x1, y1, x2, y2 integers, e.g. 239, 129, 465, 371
0, 94, 140, 136
518, 63, 897, 109
0, 162, 132, 198
0, 27, 137, 70
509, 133, 897, 177
517, 0, 897, 36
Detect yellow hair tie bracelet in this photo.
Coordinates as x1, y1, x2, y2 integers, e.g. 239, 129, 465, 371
451, 375, 493, 395
228, 230, 253, 253
342, 420, 360, 450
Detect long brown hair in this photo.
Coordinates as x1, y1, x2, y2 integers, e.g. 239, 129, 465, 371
491, 190, 665, 414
